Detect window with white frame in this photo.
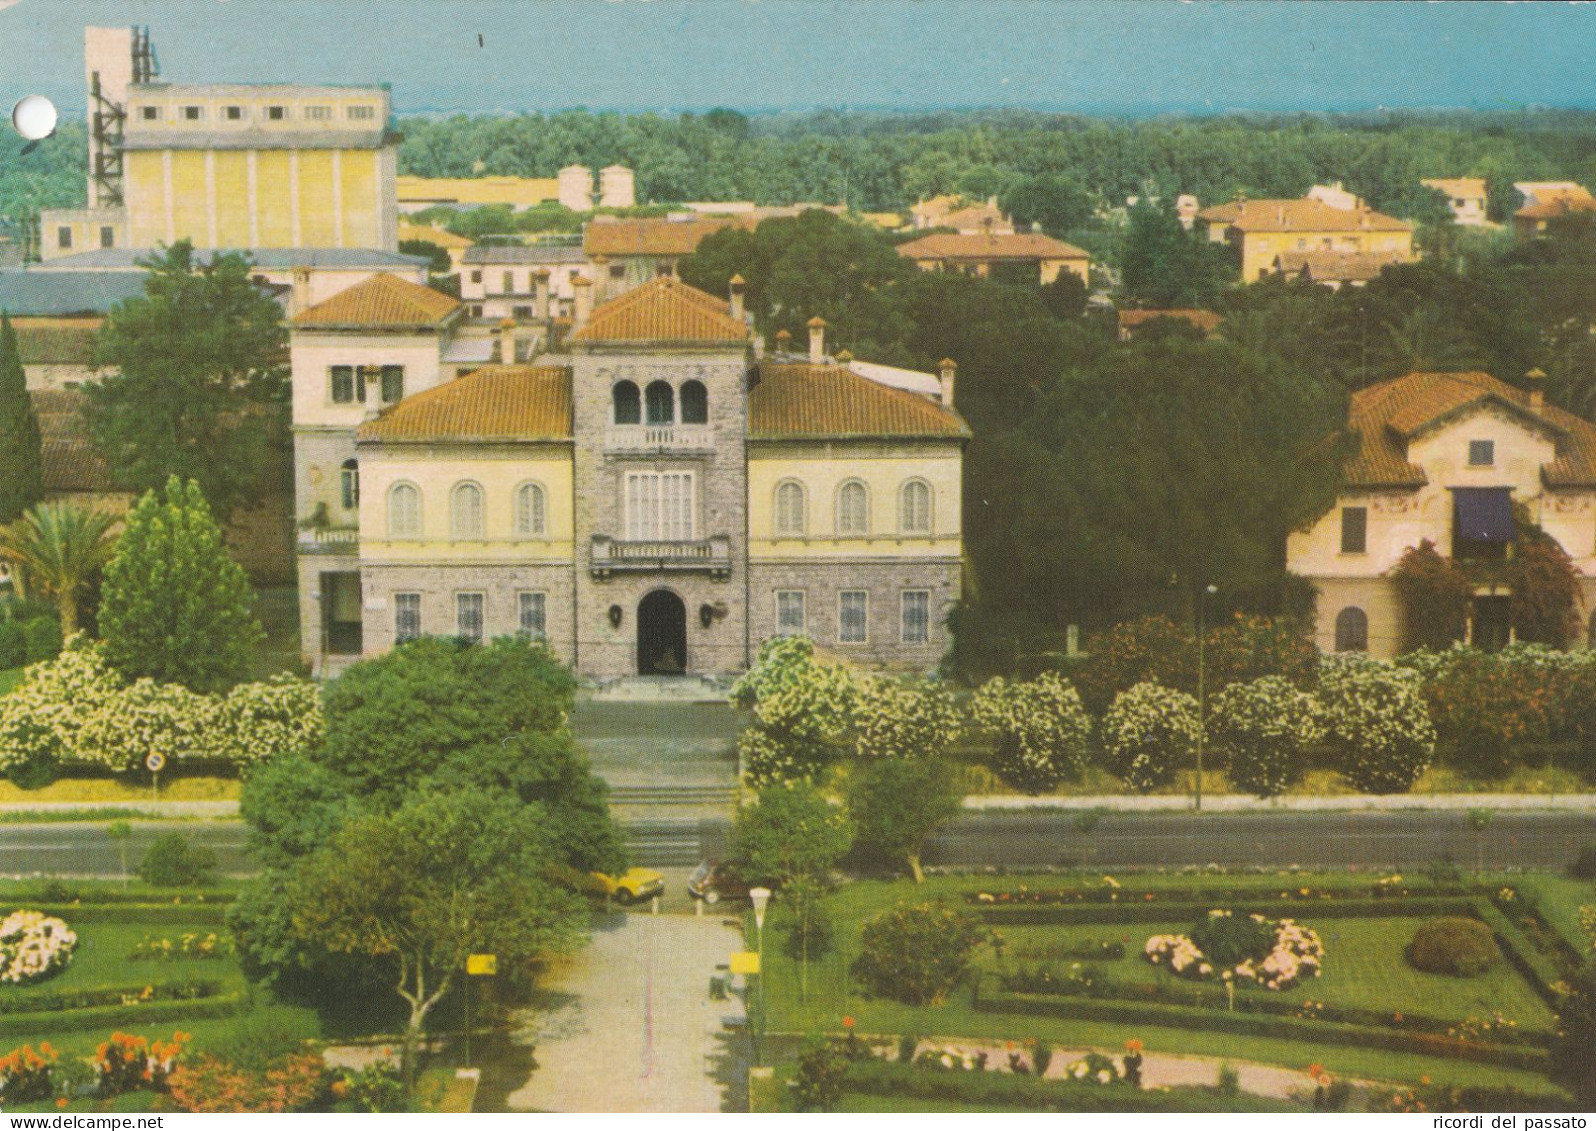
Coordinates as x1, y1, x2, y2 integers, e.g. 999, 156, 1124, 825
625, 472, 694, 540
224, 105, 244, 121
181, 105, 203, 121
518, 592, 547, 640
456, 593, 484, 644
899, 480, 932, 534
387, 482, 421, 537
339, 459, 359, 511
901, 590, 930, 644
776, 590, 806, 635
837, 480, 869, 535
304, 105, 332, 120
514, 482, 546, 536
839, 590, 868, 643
775, 481, 806, 536
451, 482, 484, 539
394, 592, 421, 643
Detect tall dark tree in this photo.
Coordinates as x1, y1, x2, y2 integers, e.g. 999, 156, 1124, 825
87, 242, 287, 520
0, 314, 44, 524
1119, 199, 1230, 309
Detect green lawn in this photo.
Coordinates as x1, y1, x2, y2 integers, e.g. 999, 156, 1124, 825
753, 873, 1564, 1094
1514, 874, 1594, 955
39, 920, 244, 994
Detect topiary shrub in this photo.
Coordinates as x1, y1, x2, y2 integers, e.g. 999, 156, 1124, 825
1317, 656, 1436, 794
851, 901, 990, 1005
1100, 681, 1200, 793
1209, 675, 1323, 798
1190, 910, 1276, 966
969, 672, 1093, 794
1406, 916, 1500, 977
138, 834, 218, 887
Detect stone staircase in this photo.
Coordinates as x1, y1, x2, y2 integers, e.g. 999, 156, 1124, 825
607, 783, 740, 806
618, 815, 732, 867
586, 674, 736, 704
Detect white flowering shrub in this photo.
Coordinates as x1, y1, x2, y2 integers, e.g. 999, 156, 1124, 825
0, 640, 322, 777
1144, 911, 1324, 991
0, 911, 77, 985
969, 672, 1093, 793
1317, 656, 1435, 794
1100, 681, 1200, 793
733, 637, 859, 786
1209, 675, 1324, 798
854, 678, 961, 760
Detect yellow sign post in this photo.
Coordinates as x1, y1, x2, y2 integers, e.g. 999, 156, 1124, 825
729, 951, 760, 975
466, 953, 497, 976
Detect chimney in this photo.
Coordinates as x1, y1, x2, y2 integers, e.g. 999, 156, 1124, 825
532, 268, 550, 320
291, 267, 312, 314
807, 316, 826, 363
728, 274, 746, 322
1527, 367, 1547, 410
497, 317, 516, 363
572, 275, 593, 329
939, 358, 957, 407
774, 328, 792, 356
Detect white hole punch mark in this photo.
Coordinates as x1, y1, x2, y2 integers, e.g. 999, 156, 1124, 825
12, 96, 58, 142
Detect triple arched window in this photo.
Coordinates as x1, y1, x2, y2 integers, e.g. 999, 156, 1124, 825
775, 480, 807, 536
387, 480, 549, 540
387, 482, 421, 538
613, 379, 709, 426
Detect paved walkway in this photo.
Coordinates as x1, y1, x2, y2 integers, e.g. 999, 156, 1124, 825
500, 912, 749, 1113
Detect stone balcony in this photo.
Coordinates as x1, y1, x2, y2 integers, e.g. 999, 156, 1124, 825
603, 424, 715, 454
589, 534, 732, 579
297, 527, 360, 555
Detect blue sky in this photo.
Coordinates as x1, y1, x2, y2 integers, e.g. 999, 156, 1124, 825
2, 0, 1594, 116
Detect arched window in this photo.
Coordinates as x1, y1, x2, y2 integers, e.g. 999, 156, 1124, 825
387, 482, 421, 538
837, 480, 870, 536
775, 480, 807, 536
1334, 606, 1368, 653
514, 481, 546, 536
899, 479, 932, 534
612, 380, 641, 425
645, 380, 675, 425
451, 482, 484, 539
680, 380, 708, 424
340, 459, 359, 511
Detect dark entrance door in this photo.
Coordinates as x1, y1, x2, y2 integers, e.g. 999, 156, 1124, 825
1472, 595, 1512, 653
321, 571, 363, 656
637, 589, 687, 675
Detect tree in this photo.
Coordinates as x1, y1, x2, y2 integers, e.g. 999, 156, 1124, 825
0, 502, 117, 636
732, 780, 852, 888
1000, 174, 1095, 238
1119, 198, 1230, 309
1391, 540, 1472, 652
1551, 959, 1596, 1108
87, 242, 287, 520
287, 789, 585, 1091
844, 757, 963, 883
97, 478, 261, 692
0, 314, 43, 525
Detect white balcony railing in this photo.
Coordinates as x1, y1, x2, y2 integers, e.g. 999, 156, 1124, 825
590, 534, 732, 579
297, 527, 360, 553
604, 424, 714, 452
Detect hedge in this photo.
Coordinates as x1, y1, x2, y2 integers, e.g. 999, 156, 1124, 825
967, 883, 1476, 907
973, 980, 1549, 1071
1472, 901, 1566, 1008
0, 980, 225, 1017
12, 888, 238, 906
22, 903, 230, 926
976, 897, 1478, 927
0, 991, 245, 1039
842, 1058, 1291, 1112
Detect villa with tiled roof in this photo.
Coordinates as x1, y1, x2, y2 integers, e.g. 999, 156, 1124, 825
895, 232, 1091, 286
292, 272, 967, 676
1199, 195, 1415, 283
1286, 369, 1596, 658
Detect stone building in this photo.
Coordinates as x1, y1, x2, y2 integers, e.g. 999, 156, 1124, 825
291, 274, 968, 678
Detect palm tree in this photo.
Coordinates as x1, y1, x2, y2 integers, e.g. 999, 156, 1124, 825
0, 502, 118, 636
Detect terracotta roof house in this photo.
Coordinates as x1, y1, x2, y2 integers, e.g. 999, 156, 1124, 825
1421, 178, 1489, 226
1115, 308, 1223, 341
1287, 368, 1596, 657
1271, 250, 1407, 289
895, 232, 1090, 286
1513, 187, 1596, 239
1200, 196, 1416, 282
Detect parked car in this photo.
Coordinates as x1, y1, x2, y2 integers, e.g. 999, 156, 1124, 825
687, 860, 752, 904
590, 868, 665, 905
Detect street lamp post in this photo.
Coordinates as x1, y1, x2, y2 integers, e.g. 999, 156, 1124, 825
749, 887, 771, 1063
1196, 584, 1217, 812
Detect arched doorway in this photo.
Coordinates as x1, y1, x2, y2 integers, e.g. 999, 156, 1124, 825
637, 589, 687, 675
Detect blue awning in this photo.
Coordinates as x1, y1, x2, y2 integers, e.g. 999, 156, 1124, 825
1452, 487, 1515, 543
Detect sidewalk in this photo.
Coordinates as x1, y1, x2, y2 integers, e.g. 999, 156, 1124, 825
0, 801, 240, 817
963, 792, 1596, 811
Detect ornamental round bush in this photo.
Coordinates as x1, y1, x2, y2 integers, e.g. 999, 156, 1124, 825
851, 901, 990, 1005
1100, 681, 1200, 793
854, 678, 961, 760
1189, 908, 1276, 966
1209, 675, 1323, 798
1316, 656, 1435, 794
969, 672, 1093, 793
1407, 916, 1500, 977
0, 911, 77, 985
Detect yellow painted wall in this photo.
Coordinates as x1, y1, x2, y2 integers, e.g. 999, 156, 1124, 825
254, 152, 294, 246
297, 151, 337, 247
125, 152, 167, 248
358, 448, 576, 562
171, 151, 209, 245
341, 151, 378, 250
213, 153, 252, 247
1240, 227, 1415, 281
747, 447, 962, 559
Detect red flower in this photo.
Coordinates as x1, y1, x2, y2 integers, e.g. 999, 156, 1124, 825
841, 1016, 855, 1029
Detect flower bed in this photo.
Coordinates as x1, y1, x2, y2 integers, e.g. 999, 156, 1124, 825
0, 912, 76, 985
128, 933, 234, 962
1145, 912, 1324, 990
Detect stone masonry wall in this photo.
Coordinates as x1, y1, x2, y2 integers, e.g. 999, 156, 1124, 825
360, 562, 577, 662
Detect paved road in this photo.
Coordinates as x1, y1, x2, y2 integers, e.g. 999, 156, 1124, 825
8, 809, 1596, 877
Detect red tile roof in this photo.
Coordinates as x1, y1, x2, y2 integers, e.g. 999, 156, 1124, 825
1516, 194, 1596, 220
31, 389, 114, 492
292, 273, 461, 328
583, 215, 754, 257
571, 276, 749, 344
1116, 308, 1223, 334
1274, 250, 1406, 283
13, 318, 102, 367
750, 362, 968, 440
357, 365, 572, 443
1346, 370, 1596, 489
895, 232, 1090, 262
1200, 198, 1411, 234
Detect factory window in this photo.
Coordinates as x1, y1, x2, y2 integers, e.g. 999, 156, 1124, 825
140, 106, 160, 121
266, 106, 287, 121
99, 226, 115, 249
304, 105, 332, 121
224, 106, 244, 120
56, 227, 71, 250
609, 263, 626, 279
347, 105, 375, 120
181, 105, 203, 121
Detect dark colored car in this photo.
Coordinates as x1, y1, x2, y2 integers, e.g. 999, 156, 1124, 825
687, 860, 752, 904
